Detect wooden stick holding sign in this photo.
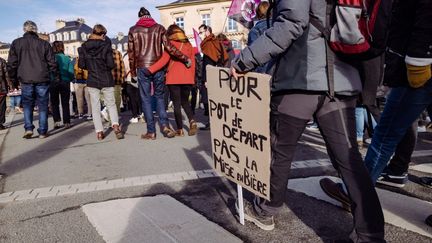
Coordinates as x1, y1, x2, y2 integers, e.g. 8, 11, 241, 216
206, 66, 271, 224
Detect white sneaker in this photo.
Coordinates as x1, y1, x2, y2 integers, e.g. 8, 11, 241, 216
101, 107, 109, 122
418, 126, 427, 132
129, 117, 139, 123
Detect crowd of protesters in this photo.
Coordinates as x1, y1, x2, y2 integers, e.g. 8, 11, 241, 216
1, 1, 432, 242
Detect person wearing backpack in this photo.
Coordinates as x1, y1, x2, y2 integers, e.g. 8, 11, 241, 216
51, 41, 74, 129
198, 24, 228, 131
230, 0, 386, 241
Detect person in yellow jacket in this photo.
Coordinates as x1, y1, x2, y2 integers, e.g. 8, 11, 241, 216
74, 57, 92, 120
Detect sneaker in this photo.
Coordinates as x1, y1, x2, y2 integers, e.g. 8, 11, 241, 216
319, 178, 351, 212
418, 126, 427, 132
364, 138, 372, 145
419, 177, 432, 189
23, 130, 33, 139
54, 122, 63, 129
139, 113, 145, 123
78, 114, 84, 119
235, 200, 275, 231
64, 123, 72, 129
200, 123, 210, 131
39, 133, 48, 139
101, 107, 109, 122
129, 117, 139, 123
86, 115, 93, 121
376, 171, 408, 188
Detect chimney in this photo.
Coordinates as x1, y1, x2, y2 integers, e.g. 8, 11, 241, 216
55, 19, 66, 29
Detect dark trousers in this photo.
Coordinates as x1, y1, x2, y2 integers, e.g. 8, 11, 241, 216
262, 93, 384, 242
168, 85, 194, 130
190, 86, 198, 114
126, 84, 141, 118
50, 82, 71, 124
0, 95, 6, 124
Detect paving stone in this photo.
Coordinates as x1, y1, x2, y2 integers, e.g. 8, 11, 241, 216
82, 195, 242, 243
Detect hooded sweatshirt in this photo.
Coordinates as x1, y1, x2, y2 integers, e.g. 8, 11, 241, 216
78, 34, 115, 89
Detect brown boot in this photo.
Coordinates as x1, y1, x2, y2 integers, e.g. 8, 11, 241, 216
175, 129, 184, 137
189, 120, 198, 136
113, 124, 124, 139
162, 126, 176, 138
141, 132, 156, 140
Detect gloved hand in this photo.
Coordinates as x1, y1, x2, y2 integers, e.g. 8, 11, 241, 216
406, 64, 431, 88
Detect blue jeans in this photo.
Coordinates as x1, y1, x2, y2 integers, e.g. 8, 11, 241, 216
365, 80, 432, 182
355, 107, 377, 140
21, 83, 50, 134
138, 69, 168, 133
10, 96, 22, 108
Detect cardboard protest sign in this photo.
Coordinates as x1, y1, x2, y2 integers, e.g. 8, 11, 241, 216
206, 66, 271, 200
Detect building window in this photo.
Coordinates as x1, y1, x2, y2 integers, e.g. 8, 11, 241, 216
123, 43, 128, 51
227, 18, 238, 32
71, 31, 77, 40
117, 43, 123, 52
56, 33, 62, 41
231, 40, 241, 50
49, 34, 55, 43
63, 32, 69, 41
81, 32, 87, 41
202, 14, 211, 27
175, 17, 185, 29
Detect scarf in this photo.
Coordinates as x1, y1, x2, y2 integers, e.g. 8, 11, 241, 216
136, 16, 157, 28
168, 31, 189, 43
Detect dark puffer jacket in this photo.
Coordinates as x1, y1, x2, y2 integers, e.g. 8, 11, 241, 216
78, 35, 115, 89
7, 32, 59, 84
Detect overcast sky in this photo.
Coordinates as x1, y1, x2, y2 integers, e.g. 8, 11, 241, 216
0, 0, 174, 43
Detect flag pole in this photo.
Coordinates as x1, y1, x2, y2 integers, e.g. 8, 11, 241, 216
237, 184, 245, 225
222, 0, 235, 33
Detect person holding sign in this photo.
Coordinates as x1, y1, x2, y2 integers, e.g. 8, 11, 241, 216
230, 1, 385, 242
148, 25, 198, 137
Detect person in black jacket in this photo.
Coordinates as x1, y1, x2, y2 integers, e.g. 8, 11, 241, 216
7, 20, 59, 139
0, 57, 11, 130
363, 0, 432, 183
78, 24, 124, 140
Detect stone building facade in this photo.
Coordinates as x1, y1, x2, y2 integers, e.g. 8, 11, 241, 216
157, 0, 249, 50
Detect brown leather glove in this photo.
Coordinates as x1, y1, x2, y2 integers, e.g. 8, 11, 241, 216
406, 64, 431, 88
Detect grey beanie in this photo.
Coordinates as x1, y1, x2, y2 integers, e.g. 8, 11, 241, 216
23, 20, 38, 33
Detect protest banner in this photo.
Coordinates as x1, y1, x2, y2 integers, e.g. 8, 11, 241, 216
206, 66, 271, 200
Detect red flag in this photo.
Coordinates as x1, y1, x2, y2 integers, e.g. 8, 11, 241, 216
193, 28, 202, 53
228, 0, 262, 28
